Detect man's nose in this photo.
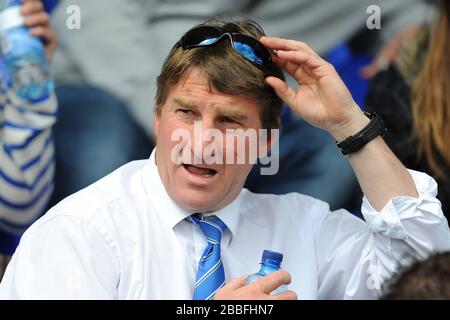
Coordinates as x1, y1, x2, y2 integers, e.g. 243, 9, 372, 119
191, 119, 224, 160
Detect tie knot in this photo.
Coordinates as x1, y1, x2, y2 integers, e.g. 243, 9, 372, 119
187, 214, 227, 244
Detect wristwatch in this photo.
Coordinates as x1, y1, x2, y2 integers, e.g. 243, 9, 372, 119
336, 111, 387, 156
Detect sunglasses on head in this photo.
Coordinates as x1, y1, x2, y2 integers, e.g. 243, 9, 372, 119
179, 26, 275, 74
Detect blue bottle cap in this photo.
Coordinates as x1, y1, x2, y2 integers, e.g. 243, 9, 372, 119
262, 250, 283, 263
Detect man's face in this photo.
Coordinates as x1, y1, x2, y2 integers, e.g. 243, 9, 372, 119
154, 68, 266, 213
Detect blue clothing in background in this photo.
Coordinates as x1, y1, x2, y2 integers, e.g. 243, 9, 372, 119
49, 85, 154, 207
43, 0, 59, 13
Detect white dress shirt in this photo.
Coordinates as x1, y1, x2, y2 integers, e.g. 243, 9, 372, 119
1, 149, 450, 300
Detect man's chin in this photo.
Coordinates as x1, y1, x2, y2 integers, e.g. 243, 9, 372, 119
180, 201, 219, 214
175, 192, 223, 213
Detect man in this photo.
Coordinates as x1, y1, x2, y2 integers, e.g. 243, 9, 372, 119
0, 19, 449, 300
0, 0, 58, 275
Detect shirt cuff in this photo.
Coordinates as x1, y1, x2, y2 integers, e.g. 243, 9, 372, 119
361, 169, 444, 240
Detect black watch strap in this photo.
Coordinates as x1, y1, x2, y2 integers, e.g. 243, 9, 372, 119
336, 112, 387, 156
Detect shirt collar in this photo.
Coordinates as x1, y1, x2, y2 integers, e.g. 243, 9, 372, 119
202, 193, 242, 245
142, 148, 243, 244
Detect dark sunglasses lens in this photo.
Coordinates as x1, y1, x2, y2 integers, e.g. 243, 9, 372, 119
181, 26, 222, 48
232, 34, 271, 64
233, 42, 263, 65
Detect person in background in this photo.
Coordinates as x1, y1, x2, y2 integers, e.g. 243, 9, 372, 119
382, 251, 450, 299
47, 0, 433, 212
365, 0, 450, 217
0, 0, 58, 278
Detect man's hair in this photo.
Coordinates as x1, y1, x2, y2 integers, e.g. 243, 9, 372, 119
382, 252, 450, 300
155, 18, 285, 130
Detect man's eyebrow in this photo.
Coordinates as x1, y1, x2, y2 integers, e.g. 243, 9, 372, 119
173, 98, 249, 122
173, 98, 198, 109
217, 108, 249, 122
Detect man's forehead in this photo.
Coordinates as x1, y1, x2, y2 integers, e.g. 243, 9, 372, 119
176, 73, 237, 104
169, 72, 256, 110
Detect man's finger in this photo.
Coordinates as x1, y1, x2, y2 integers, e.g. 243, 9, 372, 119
260, 36, 318, 57
20, 0, 44, 15
277, 50, 333, 82
24, 12, 50, 27
271, 290, 298, 300
273, 54, 316, 84
265, 76, 297, 108
220, 275, 247, 293
30, 26, 55, 42
277, 50, 323, 71
254, 270, 292, 295
275, 59, 315, 84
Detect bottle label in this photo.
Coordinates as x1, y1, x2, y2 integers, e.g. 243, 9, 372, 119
0, 6, 25, 32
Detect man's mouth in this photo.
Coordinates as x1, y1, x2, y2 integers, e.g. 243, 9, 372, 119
183, 164, 218, 177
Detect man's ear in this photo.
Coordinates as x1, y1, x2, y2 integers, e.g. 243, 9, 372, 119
257, 128, 276, 159
153, 111, 160, 138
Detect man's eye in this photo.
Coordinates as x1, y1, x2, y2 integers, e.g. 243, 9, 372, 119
178, 109, 193, 115
222, 117, 238, 124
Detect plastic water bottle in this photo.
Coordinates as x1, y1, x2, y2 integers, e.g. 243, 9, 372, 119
245, 250, 288, 295
0, 0, 54, 102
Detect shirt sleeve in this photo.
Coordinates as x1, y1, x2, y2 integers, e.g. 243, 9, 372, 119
0, 214, 120, 299
0, 90, 58, 255
313, 169, 450, 299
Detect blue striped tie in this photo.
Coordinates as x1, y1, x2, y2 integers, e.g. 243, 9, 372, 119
187, 214, 228, 300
